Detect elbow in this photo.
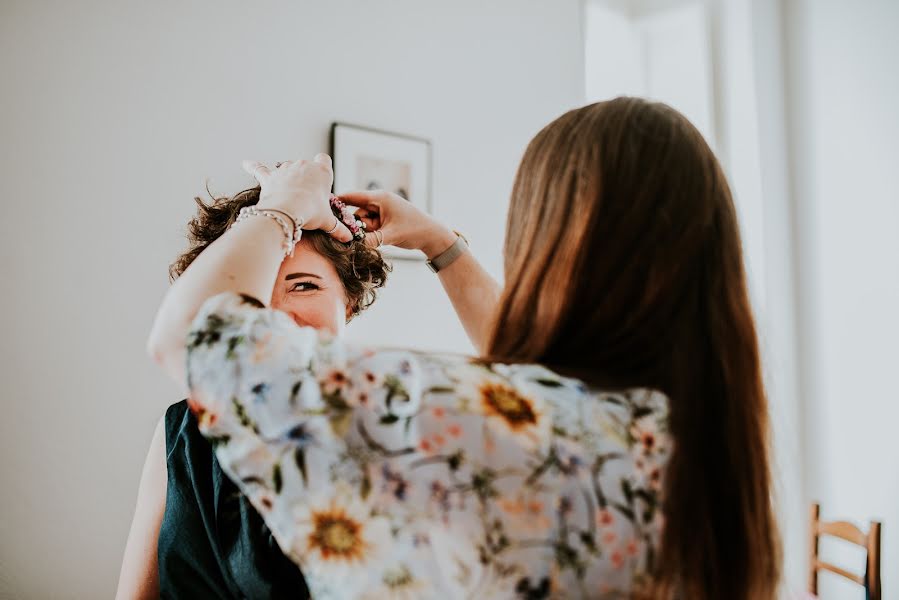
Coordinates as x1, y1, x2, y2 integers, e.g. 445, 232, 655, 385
146, 296, 192, 390
146, 334, 188, 390
146, 332, 166, 366
146, 330, 181, 371
146, 311, 188, 367
147, 344, 166, 369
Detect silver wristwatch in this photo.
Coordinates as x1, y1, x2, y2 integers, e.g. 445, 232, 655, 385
426, 232, 469, 273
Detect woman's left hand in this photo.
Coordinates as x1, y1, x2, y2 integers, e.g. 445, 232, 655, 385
242, 154, 354, 243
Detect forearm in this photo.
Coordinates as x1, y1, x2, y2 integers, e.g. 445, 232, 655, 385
146, 216, 285, 388
422, 229, 501, 354
437, 252, 501, 354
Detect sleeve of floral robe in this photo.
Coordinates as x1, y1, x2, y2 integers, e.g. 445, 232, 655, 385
184, 291, 671, 600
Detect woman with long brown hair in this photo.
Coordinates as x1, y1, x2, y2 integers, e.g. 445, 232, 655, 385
147, 97, 780, 598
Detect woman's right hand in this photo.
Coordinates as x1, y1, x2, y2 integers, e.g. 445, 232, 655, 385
242, 155, 354, 243
338, 190, 457, 258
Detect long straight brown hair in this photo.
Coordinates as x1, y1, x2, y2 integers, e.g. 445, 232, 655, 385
487, 98, 780, 598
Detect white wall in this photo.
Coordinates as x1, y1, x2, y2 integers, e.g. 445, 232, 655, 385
785, 0, 899, 597
0, 1, 585, 597
584, 1, 715, 145
584, 2, 645, 100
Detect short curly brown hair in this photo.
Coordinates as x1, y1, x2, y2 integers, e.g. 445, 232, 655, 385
170, 186, 390, 317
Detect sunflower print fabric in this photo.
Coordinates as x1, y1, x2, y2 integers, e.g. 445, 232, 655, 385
185, 292, 671, 599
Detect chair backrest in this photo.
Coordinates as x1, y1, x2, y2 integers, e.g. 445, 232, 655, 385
808, 502, 881, 599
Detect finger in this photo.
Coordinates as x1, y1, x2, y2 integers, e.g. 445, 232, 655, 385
363, 230, 385, 249
363, 231, 378, 249
322, 216, 354, 243
338, 190, 383, 208
242, 160, 271, 184
313, 153, 332, 169
353, 206, 379, 218
354, 208, 381, 231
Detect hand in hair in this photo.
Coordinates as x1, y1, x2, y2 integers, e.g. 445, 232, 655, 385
339, 189, 456, 259
242, 154, 354, 243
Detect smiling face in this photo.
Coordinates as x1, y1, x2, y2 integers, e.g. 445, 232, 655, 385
171, 188, 390, 335
270, 237, 351, 335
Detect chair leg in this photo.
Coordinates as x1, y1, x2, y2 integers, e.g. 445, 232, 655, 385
808, 503, 820, 595
867, 521, 881, 600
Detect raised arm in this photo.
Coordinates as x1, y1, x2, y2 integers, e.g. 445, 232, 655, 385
432, 240, 501, 355
340, 190, 501, 354
146, 156, 353, 390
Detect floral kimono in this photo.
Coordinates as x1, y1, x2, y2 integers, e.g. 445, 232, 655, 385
185, 292, 671, 599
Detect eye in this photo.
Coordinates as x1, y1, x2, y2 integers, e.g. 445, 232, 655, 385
289, 281, 320, 292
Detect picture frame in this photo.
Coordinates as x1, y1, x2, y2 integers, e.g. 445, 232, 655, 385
330, 122, 433, 260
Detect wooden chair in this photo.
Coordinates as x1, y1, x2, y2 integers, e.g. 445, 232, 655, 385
808, 502, 881, 599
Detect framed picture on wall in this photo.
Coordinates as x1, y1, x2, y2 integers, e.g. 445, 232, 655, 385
330, 122, 432, 260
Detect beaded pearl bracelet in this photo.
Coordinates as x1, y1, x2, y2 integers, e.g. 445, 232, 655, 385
231, 206, 305, 258
263, 208, 304, 246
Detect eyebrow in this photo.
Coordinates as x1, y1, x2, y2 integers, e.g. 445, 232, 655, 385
284, 272, 323, 281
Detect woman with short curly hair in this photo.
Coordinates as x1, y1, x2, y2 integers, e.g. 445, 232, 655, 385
171, 184, 390, 328
117, 170, 390, 599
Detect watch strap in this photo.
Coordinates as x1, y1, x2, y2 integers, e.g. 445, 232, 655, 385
426, 233, 468, 273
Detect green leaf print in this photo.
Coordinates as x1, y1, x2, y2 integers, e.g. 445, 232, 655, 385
329, 411, 353, 437
322, 392, 351, 412
232, 397, 259, 434
534, 378, 563, 388
384, 375, 410, 409
294, 447, 308, 485
360, 472, 372, 500
611, 502, 635, 521
208, 434, 231, 449
425, 385, 456, 395
621, 479, 635, 504
225, 335, 245, 359
379, 414, 400, 425
272, 463, 283, 494
189, 314, 226, 347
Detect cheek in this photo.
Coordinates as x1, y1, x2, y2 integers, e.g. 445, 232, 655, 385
274, 293, 347, 334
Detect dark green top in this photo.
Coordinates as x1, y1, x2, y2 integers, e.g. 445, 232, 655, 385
158, 400, 310, 599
